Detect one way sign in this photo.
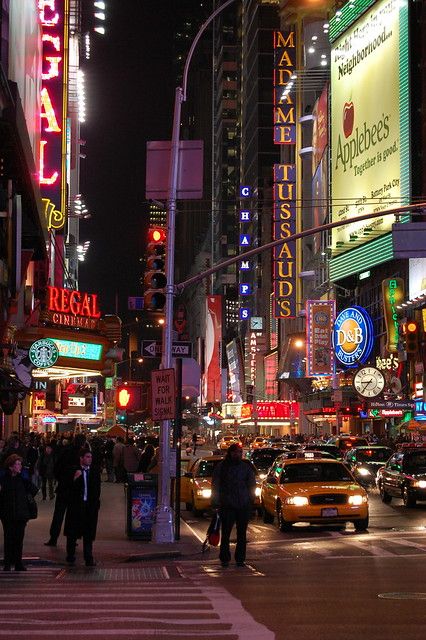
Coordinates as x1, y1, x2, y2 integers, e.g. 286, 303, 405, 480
142, 340, 192, 358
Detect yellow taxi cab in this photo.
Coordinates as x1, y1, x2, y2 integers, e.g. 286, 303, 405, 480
218, 435, 240, 450
250, 436, 267, 450
261, 456, 369, 532
181, 456, 262, 515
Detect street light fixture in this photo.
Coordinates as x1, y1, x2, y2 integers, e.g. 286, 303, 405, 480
153, 0, 238, 544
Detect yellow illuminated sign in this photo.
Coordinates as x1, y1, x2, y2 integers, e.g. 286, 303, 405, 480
331, 0, 407, 255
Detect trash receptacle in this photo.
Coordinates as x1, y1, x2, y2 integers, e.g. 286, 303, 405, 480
125, 473, 158, 540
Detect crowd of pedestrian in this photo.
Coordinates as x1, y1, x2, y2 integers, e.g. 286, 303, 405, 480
0, 431, 159, 572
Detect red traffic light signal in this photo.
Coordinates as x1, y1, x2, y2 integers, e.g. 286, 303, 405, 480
117, 386, 131, 409
144, 227, 167, 311
147, 227, 166, 243
405, 320, 419, 353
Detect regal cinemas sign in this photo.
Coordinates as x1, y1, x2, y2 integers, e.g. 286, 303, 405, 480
46, 286, 101, 330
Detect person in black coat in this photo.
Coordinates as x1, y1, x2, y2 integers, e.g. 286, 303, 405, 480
0, 454, 38, 571
45, 433, 88, 546
64, 449, 101, 567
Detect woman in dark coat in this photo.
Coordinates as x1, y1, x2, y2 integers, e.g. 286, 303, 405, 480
0, 454, 38, 571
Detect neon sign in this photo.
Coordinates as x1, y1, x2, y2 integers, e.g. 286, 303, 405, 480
39, 0, 68, 231
47, 286, 101, 330
51, 338, 103, 361
333, 306, 374, 367
273, 31, 296, 145
273, 163, 297, 317
382, 277, 404, 354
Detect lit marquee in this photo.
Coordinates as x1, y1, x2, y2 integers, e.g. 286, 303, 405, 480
38, 0, 68, 231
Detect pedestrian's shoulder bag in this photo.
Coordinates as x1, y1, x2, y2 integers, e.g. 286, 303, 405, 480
202, 511, 221, 552
26, 493, 38, 520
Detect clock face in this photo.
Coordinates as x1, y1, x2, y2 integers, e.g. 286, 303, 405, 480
353, 367, 385, 398
250, 317, 263, 331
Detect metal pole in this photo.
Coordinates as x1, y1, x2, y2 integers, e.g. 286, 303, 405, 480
174, 358, 183, 540
152, 0, 239, 544
152, 87, 183, 543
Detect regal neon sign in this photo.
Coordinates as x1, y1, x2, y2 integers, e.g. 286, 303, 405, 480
39, 0, 68, 231
47, 286, 101, 330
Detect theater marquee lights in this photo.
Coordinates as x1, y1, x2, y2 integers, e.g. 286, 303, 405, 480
39, 0, 69, 231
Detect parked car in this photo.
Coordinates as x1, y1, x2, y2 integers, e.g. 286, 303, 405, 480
261, 456, 369, 532
377, 447, 426, 507
344, 446, 393, 488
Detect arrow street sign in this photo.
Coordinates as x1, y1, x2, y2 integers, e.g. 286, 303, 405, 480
141, 340, 192, 358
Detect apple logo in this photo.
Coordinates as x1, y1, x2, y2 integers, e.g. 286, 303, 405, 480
343, 101, 354, 138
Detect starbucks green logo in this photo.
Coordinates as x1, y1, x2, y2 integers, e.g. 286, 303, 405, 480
29, 339, 59, 369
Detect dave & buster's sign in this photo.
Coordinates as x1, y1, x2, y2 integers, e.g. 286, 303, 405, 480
333, 306, 374, 367
46, 286, 101, 330
39, 0, 68, 231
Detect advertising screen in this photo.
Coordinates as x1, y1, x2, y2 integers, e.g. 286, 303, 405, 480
330, 0, 409, 264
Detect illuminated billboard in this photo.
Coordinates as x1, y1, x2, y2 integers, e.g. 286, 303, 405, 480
330, 0, 409, 275
39, 0, 69, 231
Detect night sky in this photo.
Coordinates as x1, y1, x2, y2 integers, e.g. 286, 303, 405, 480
79, 0, 178, 314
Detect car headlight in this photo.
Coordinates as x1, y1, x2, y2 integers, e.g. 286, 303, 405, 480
285, 496, 309, 506
412, 480, 426, 489
348, 494, 367, 505
255, 486, 261, 497
197, 489, 212, 498
356, 467, 371, 477
258, 473, 267, 480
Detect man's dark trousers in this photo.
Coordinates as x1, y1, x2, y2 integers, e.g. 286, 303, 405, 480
219, 506, 251, 564
49, 494, 68, 542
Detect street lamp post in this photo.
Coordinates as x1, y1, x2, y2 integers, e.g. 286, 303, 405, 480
153, 0, 238, 543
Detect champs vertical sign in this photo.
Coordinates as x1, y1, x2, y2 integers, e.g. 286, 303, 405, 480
39, 0, 69, 231
273, 30, 297, 318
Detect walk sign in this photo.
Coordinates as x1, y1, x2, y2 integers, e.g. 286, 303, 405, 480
151, 369, 176, 421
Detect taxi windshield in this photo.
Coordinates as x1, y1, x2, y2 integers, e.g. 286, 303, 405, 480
197, 459, 221, 477
282, 463, 352, 483
357, 448, 392, 463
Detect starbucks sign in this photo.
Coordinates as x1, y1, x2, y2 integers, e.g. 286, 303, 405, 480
29, 339, 59, 369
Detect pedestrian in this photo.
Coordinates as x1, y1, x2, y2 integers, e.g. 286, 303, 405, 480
0, 454, 38, 571
122, 437, 141, 474
192, 432, 198, 455
44, 433, 88, 547
137, 444, 155, 473
38, 444, 55, 500
211, 443, 256, 568
104, 438, 115, 482
112, 437, 126, 482
64, 449, 101, 567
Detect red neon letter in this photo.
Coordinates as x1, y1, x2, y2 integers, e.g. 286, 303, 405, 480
47, 286, 60, 311
39, 0, 59, 26
39, 141, 59, 185
41, 88, 61, 133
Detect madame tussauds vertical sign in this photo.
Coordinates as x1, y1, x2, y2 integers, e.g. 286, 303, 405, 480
331, 0, 409, 256
39, 0, 69, 231
272, 30, 297, 319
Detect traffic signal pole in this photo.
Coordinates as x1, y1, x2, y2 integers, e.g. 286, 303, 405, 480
152, 0, 239, 544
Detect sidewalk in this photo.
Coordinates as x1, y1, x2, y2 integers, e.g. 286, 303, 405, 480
19, 482, 202, 566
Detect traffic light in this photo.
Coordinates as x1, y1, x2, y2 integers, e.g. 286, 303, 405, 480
143, 227, 167, 311
405, 320, 419, 353
117, 386, 131, 409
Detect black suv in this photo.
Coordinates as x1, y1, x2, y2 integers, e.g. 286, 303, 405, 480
377, 447, 426, 507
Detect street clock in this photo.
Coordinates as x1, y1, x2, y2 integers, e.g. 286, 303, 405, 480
353, 367, 385, 398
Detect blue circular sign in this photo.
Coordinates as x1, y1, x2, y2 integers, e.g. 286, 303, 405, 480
333, 306, 374, 368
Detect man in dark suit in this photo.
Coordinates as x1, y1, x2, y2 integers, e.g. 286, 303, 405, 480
64, 449, 101, 567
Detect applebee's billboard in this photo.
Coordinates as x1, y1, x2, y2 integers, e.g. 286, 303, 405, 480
330, 0, 410, 261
